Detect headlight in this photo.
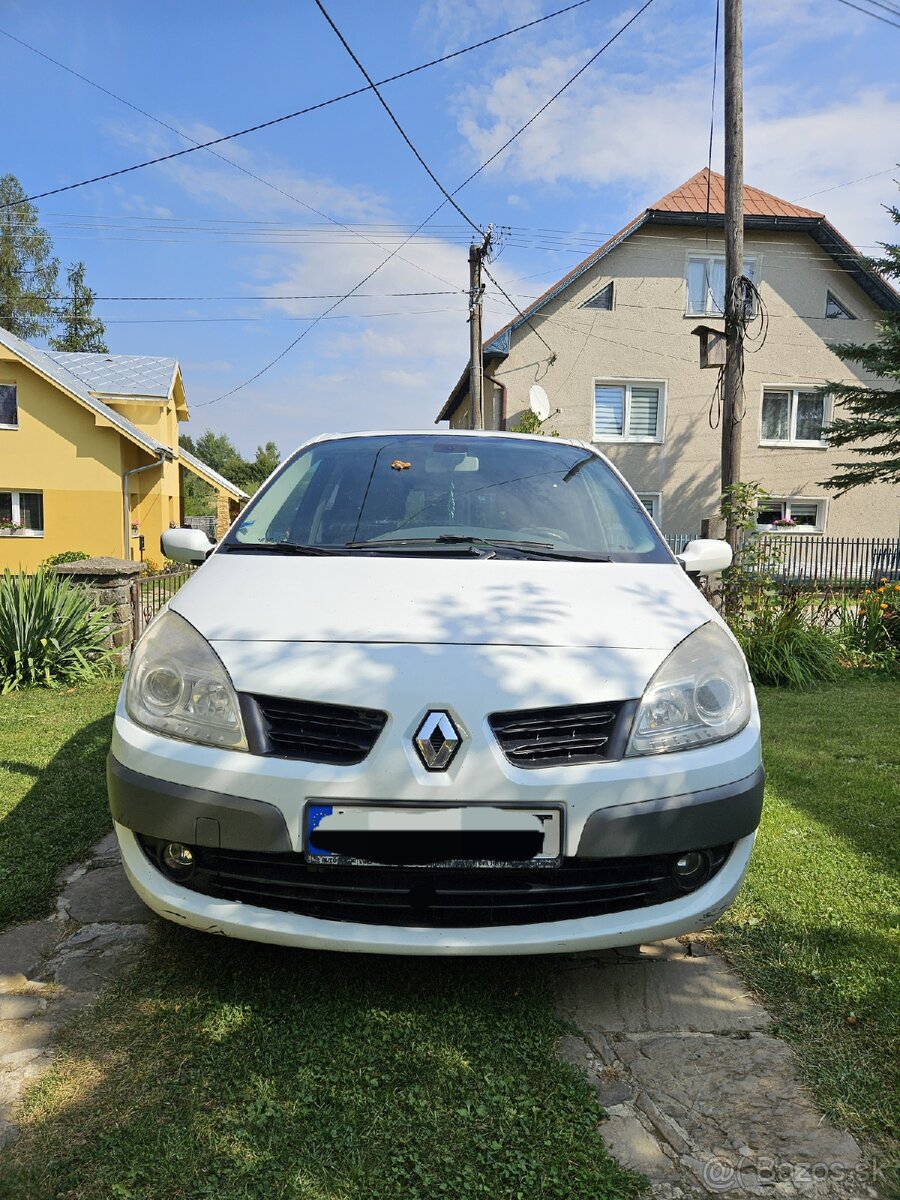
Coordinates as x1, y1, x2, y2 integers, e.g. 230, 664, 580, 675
125, 611, 247, 750
626, 622, 751, 756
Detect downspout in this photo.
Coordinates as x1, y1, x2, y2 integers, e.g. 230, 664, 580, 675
484, 371, 507, 431
122, 451, 169, 561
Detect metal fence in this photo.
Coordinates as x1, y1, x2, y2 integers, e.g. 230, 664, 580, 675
664, 532, 900, 591
184, 515, 217, 540
131, 568, 195, 640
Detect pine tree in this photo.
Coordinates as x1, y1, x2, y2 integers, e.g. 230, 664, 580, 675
49, 261, 108, 353
0, 174, 59, 340
822, 194, 900, 493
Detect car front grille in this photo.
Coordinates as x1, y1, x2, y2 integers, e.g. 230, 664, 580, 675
139, 838, 731, 928
244, 694, 387, 765
489, 700, 630, 767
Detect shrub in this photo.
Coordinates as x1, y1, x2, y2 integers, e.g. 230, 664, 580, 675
41, 550, 90, 567
836, 580, 900, 669
0, 569, 115, 693
141, 558, 161, 575
728, 588, 843, 688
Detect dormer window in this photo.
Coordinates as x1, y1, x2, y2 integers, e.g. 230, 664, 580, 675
825, 291, 855, 319
582, 282, 613, 311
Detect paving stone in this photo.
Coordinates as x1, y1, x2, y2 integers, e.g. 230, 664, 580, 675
91, 831, 119, 858
62, 922, 150, 951
0, 1019, 54, 1057
0, 921, 59, 992
60, 864, 150, 924
557, 955, 771, 1034
599, 1104, 675, 1177
0, 996, 44, 1021
615, 1034, 862, 1173
50, 941, 145, 992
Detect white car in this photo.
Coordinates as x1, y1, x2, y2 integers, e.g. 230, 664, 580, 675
108, 430, 763, 955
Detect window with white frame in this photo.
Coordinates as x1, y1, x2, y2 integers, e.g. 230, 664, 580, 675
593, 381, 664, 442
0, 384, 17, 428
755, 497, 825, 533
761, 387, 828, 445
685, 255, 756, 316
636, 493, 661, 522
0, 490, 44, 535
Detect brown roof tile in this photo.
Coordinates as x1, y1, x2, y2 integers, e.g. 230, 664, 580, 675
650, 167, 823, 219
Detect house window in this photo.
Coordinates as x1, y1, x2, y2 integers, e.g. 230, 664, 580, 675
0, 490, 44, 535
756, 497, 825, 533
686, 255, 756, 316
761, 388, 827, 445
582, 282, 613, 310
825, 291, 855, 319
636, 493, 661, 522
0, 384, 17, 428
593, 381, 664, 442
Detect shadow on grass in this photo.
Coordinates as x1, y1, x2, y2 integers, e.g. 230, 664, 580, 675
0, 926, 643, 1200
0, 714, 114, 929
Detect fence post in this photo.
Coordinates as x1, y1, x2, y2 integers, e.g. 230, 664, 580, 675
52, 557, 144, 664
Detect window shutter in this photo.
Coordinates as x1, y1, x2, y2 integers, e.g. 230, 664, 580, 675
627, 387, 660, 438
594, 385, 624, 437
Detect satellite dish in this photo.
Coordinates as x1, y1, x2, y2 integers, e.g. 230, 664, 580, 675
528, 385, 550, 422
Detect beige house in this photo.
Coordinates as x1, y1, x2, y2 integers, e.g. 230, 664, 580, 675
437, 170, 900, 537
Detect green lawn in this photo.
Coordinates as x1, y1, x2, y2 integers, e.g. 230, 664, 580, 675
0, 679, 121, 929
0, 675, 896, 1197
715, 676, 900, 1155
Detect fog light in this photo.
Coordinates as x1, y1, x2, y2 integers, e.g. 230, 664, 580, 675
162, 842, 195, 875
672, 850, 711, 890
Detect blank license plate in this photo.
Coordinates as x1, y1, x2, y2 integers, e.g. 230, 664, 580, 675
305, 803, 562, 867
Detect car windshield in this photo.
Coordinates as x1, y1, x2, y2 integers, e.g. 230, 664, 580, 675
225, 434, 671, 563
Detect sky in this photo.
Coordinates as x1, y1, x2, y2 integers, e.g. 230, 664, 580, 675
2, 0, 898, 457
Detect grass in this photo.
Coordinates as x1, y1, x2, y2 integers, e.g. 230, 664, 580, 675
0, 678, 121, 929
714, 674, 900, 1155
1, 673, 897, 1196
0, 936, 643, 1200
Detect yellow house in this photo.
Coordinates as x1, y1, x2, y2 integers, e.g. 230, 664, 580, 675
0, 326, 246, 573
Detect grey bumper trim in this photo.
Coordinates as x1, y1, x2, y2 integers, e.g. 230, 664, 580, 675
107, 755, 293, 853
576, 764, 764, 858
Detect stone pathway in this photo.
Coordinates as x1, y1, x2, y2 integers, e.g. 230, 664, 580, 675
557, 941, 880, 1199
0, 844, 884, 1198
0, 833, 154, 1147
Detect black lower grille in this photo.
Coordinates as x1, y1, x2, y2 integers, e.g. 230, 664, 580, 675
139, 838, 731, 928
489, 700, 629, 767
245, 694, 387, 764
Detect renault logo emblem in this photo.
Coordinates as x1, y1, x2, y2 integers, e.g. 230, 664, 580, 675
414, 711, 462, 771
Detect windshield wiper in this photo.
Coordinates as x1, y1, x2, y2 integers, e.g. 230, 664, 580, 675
345, 536, 611, 561
224, 541, 343, 556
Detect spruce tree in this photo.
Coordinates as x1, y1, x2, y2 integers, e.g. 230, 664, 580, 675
0, 174, 59, 340
49, 261, 109, 353
823, 193, 900, 493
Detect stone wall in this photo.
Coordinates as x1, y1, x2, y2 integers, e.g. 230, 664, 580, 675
52, 557, 143, 663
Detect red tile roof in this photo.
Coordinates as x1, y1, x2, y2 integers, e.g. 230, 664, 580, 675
650, 168, 823, 219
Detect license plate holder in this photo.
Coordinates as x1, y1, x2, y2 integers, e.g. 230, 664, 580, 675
304, 802, 563, 867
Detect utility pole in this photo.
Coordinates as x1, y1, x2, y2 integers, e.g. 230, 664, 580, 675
722, 0, 744, 551
468, 227, 492, 429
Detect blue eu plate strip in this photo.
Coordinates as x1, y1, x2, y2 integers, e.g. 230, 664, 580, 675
306, 805, 333, 856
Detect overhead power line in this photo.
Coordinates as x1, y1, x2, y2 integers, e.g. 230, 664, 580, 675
0, 0, 600, 208
198, 0, 657, 407
831, 0, 900, 27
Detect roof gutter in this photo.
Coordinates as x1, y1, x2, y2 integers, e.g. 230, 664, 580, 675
123, 451, 170, 561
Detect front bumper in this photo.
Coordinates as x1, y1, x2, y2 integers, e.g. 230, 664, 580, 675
108, 753, 763, 955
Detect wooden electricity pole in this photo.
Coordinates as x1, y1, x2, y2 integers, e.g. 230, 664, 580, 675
722, 0, 744, 551
468, 229, 491, 429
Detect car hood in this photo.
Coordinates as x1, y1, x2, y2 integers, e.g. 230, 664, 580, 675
169, 553, 712, 650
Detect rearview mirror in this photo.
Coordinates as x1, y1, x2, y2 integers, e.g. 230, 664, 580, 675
161, 527, 214, 565
677, 538, 732, 576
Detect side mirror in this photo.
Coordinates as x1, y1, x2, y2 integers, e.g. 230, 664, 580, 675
677, 538, 732, 576
161, 527, 214, 565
